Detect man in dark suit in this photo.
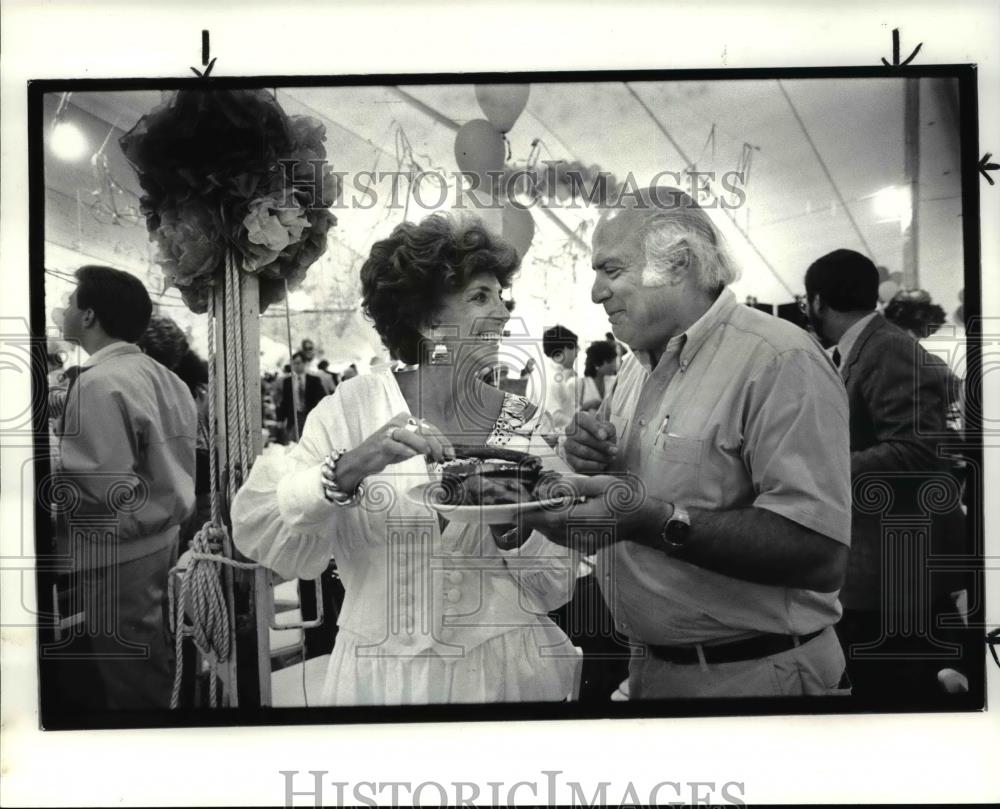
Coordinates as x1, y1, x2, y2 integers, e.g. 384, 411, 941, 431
805, 250, 967, 702
278, 350, 327, 442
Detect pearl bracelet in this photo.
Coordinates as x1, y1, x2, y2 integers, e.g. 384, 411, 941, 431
320, 448, 364, 506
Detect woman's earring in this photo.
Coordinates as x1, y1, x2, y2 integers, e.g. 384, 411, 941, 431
428, 327, 451, 366
429, 341, 452, 366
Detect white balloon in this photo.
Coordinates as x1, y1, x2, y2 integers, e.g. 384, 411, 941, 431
454, 119, 505, 186
475, 85, 530, 133
502, 205, 535, 258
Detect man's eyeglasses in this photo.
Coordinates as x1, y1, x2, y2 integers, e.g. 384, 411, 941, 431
796, 295, 809, 314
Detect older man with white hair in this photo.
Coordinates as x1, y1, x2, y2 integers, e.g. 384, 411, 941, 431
523, 187, 853, 699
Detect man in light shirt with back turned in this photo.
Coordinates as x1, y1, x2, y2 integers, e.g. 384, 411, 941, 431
52, 265, 196, 711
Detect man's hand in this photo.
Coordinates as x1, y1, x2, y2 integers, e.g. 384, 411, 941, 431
563, 411, 619, 474
519, 473, 652, 554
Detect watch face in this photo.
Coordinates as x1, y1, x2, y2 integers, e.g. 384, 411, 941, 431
663, 508, 691, 550
666, 518, 690, 541
495, 527, 521, 551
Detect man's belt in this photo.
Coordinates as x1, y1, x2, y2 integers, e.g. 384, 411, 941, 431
645, 628, 826, 665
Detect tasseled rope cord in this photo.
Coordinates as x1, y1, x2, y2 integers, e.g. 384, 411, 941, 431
224, 256, 242, 502
229, 255, 252, 493
222, 253, 251, 702
169, 276, 258, 709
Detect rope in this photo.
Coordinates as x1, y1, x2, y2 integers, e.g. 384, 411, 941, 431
227, 254, 250, 492
169, 276, 260, 710
235, 265, 253, 479
168, 522, 259, 708
224, 257, 241, 507
235, 277, 253, 488
207, 286, 221, 526
222, 255, 252, 705
235, 258, 253, 477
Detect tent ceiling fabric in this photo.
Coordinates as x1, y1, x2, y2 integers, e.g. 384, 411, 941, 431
50, 77, 963, 362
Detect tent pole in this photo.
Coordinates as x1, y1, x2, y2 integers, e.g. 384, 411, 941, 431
902, 78, 921, 289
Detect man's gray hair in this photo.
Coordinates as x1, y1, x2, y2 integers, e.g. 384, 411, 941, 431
601, 186, 741, 292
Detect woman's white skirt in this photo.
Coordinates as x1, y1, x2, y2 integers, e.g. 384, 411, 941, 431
320, 619, 579, 705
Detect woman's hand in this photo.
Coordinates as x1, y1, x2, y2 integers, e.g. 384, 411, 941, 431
335, 412, 456, 493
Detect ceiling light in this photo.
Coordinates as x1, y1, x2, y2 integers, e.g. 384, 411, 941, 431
50, 121, 89, 162
287, 290, 313, 311
871, 185, 910, 223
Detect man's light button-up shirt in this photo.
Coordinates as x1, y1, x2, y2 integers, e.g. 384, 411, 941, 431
594, 287, 852, 645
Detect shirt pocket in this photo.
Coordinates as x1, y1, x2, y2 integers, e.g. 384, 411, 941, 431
653, 434, 703, 466
646, 434, 704, 500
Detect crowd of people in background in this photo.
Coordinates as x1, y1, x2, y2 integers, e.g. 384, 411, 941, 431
55, 293, 951, 464
259, 342, 354, 445
254, 330, 629, 449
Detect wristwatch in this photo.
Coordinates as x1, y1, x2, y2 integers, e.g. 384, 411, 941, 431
659, 504, 691, 555
494, 526, 524, 551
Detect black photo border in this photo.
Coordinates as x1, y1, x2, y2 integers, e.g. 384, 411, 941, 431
28, 63, 986, 731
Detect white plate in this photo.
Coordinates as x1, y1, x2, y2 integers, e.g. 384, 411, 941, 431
405, 481, 583, 524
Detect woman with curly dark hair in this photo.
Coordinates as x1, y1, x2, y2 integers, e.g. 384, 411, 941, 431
883, 289, 964, 433
882, 289, 947, 339
233, 214, 579, 705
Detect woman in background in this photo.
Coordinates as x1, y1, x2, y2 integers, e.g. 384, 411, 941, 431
883, 289, 963, 433
137, 314, 211, 550
578, 340, 620, 413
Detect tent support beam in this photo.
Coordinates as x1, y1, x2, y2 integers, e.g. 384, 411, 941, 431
776, 80, 876, 260
902, 78, 921, 289
627, 82, 795, 298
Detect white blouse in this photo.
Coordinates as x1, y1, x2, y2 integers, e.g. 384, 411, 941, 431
232, 368, 580, 705
578, 374, 616, 412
